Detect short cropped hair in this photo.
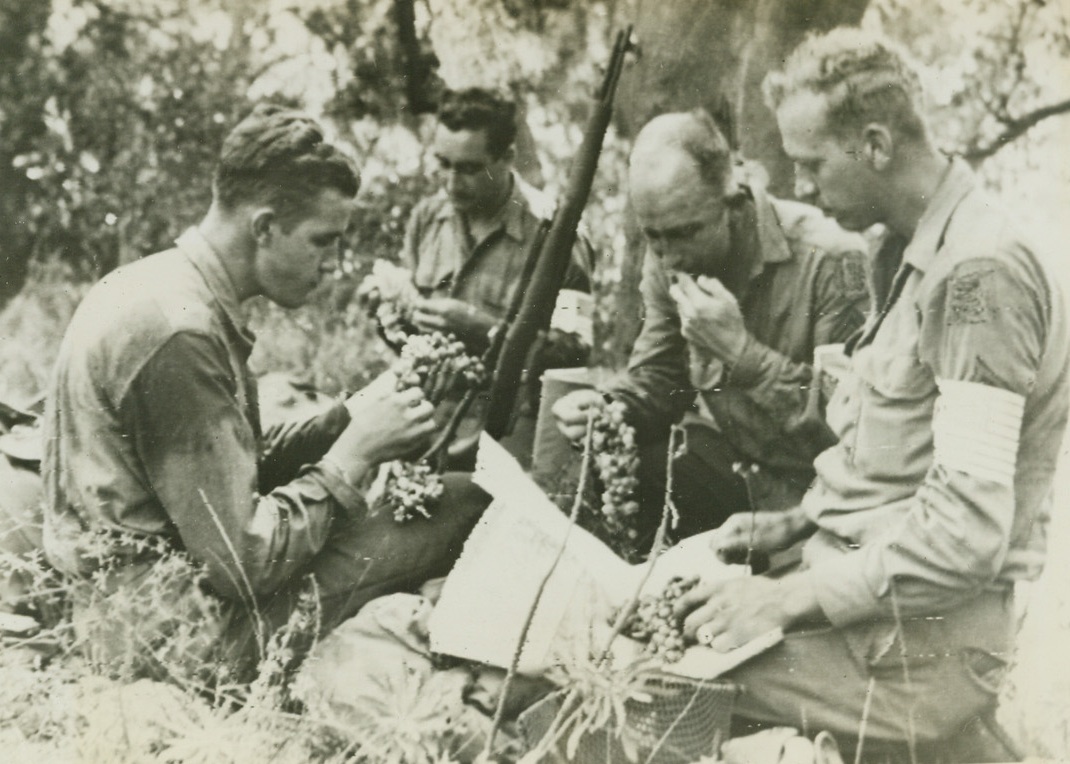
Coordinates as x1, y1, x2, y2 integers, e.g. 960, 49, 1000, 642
213, 104, 359, 228
437, 88, 518, 158
763, 28, 927, 143
632, 109, 733, 194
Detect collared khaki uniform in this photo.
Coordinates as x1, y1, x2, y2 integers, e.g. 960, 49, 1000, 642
43, 229, 487, 679
728, 159, 1069, 747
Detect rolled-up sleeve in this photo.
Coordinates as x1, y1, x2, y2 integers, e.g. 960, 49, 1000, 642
124, 331, 366, 601
808, 259, 1044, 624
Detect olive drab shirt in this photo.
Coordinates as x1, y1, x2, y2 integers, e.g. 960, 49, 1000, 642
801, 158, 1070, 625
401, 173, 593, 321
401, 173, 596, 460
43, 229, 360, 601
610, 188, 871, 475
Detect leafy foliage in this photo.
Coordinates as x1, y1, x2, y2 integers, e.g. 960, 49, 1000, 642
869, 0, 1070, 166
2, 0, 253, 284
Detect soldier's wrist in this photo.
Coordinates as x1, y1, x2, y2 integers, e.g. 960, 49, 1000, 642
779, 571, 822, 627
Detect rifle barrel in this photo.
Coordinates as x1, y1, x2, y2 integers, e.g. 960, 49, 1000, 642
483, 26, 632, 440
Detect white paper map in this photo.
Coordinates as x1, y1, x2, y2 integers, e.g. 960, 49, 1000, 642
427, 434, 782, 677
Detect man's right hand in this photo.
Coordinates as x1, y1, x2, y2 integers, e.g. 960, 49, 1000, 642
708, 506, 814, 565
324, 371, 436, 484
551, 388, 608, 441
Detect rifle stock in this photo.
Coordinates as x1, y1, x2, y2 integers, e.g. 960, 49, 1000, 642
483, 26, 632, 440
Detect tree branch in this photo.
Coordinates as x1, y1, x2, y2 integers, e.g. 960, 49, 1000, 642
964, 97, 1070, 163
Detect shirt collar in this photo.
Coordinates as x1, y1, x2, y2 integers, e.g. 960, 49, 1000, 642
751, 186, 794, 266
434, 171, 532, 243
503, 174, 544, 241
174, 227, 254, 343
901, 156, 975, 272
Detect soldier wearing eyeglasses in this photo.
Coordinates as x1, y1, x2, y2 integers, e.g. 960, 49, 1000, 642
401, 87, 595, 464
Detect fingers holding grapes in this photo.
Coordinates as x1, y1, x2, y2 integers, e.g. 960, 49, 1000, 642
673, 579, 732, 648
326, 384, 436, 482
551, 388, 606, 441
342, 369, 399, 417
674, 576, 793, 652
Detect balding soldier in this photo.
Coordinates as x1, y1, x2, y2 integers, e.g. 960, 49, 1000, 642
553, 110, 869, 545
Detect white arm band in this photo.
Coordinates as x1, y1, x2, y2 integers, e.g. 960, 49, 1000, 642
933, 379, 1024, 487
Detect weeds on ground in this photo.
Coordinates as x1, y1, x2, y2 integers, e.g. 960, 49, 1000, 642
1, 533, 354, 763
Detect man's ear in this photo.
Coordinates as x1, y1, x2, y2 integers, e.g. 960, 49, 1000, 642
500, 145, 516, 166
251, 208, 275, 244
861, 123, 893, 171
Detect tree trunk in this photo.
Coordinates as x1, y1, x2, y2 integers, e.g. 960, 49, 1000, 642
606, 0, 870, 364
393, 0, 438, 118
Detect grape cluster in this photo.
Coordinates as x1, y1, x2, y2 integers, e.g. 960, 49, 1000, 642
381, 332, 485, 523
590, 400, 641, 542
391, 331, 486, 404
619, 576, 699, 663
358, 260, 420, 346
383, 460, 444, 523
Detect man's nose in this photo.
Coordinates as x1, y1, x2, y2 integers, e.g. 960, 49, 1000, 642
794, 173, 818, 202
646, 234, 665, 259
649, 239, 680, 269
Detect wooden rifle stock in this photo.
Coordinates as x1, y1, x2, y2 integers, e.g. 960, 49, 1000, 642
482, 26, 632, 440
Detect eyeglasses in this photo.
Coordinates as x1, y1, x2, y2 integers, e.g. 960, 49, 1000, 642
435, 155, 496, 176
641, 205, 729, 245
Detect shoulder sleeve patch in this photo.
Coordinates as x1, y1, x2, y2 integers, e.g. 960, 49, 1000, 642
835, 254, 869, 299
947, 268, 993, 325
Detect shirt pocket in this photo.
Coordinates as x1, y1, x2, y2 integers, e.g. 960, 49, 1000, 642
464, 271, 514, 321
852, 351, 936, 482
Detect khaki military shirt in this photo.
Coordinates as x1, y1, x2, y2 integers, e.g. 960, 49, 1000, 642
43, 229, 360, 601
401, 173, 593, 320
802, 158, 1070, 625
611, 188, 870, 475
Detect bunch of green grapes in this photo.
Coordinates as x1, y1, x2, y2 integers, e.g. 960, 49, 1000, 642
619, 575, 699, 663
357, 260, 420, 346
392, 331, 485, 405
382, 331, 485, 522
589, 400, 641, 542
382, 460, 444, 523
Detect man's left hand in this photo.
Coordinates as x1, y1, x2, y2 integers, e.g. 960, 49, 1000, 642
669, 274, 749, 365
674, 573, 819, 652
412, 297, 496, 348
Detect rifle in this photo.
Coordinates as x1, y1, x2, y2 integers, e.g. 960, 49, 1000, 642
482, 26, 632, 441
419, 27, 632, 466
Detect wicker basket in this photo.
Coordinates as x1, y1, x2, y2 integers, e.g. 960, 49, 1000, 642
518, 675, 739, 764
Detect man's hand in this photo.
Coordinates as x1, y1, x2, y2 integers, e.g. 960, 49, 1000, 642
675, 572, 820, 652
709, 506, 815, 565
324, 371, 436, 484
354, 280, 382, 314
412, 297, 496, 348
668, 274, 748, 365
551, 388, 606, 441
